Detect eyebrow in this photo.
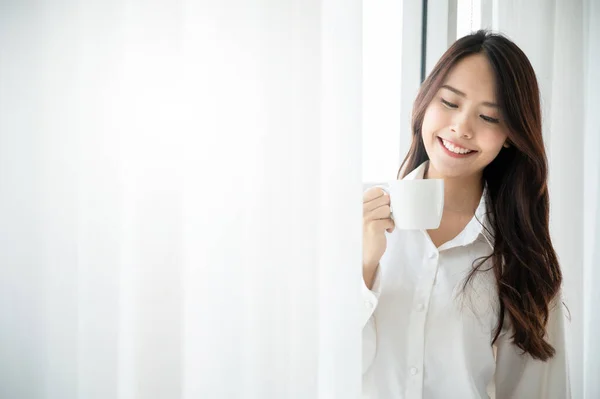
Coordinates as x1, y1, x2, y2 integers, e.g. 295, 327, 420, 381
441, 84, 499, 108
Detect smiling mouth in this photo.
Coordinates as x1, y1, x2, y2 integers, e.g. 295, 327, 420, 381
438, 137, 477, 156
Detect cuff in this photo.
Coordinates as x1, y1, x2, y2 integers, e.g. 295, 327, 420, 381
361, 266, 381, 327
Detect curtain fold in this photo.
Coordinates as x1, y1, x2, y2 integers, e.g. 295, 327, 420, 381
0, 1, 362, 398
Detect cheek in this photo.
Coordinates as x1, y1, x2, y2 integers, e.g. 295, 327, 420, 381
421, 105, 447, 136
478, 130, 508, 159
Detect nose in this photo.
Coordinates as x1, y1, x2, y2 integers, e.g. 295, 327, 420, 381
451, 113, 473, 139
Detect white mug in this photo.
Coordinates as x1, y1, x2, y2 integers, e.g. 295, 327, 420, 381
365, 179, 444, 230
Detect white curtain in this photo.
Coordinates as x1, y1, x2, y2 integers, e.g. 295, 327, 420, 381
0, 1, 363, 398
583, 1, 600, 398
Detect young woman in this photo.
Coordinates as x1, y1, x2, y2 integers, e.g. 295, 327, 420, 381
361, 30, 570, 398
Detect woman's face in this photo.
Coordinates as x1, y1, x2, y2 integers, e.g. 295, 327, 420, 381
421, 53, 510, 179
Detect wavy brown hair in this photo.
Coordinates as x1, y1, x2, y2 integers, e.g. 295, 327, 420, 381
399, 30, 562, 361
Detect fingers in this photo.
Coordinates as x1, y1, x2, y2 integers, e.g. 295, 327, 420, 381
363, 189, 390, 213
363, 187, 386, 202
382, 218, 395, 232
363, 187, 394, 232
365, 204, 391, 220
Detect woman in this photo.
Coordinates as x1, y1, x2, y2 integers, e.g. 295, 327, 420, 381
361, 30, 570, 398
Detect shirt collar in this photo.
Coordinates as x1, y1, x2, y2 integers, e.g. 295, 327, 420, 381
402, 161, 428, 181
454, 187, 494, 251
403, 161, 494, 250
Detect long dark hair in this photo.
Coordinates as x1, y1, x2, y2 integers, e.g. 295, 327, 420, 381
399, 30, 562, 361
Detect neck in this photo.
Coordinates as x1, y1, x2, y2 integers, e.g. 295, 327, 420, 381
425, 163, 483, 214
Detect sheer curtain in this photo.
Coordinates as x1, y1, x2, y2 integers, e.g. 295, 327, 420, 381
0, 1, 362, 398
583, 1, 600, 397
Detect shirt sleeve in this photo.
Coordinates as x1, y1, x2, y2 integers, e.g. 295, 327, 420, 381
361, 266, 382, 327
362, 266, 382, 374
493, 298, 571, 399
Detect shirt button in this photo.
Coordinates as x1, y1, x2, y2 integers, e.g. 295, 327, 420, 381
410, 367, 419, 376
428, 251, 437, 259
364, 300, 373, 309
416, 303, 425, 312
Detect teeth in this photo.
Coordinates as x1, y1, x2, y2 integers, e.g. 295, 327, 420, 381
441, 138, 473, 154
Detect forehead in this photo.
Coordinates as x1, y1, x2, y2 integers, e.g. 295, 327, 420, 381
442, 53, 497, 99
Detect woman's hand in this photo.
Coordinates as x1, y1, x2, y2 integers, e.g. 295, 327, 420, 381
363, 188, 395, 288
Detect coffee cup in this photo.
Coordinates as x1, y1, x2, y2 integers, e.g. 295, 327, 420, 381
364, 179, 444, 230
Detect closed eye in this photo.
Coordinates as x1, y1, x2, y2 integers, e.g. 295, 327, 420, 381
441, 98, 458, 109
480, 114, 500, 124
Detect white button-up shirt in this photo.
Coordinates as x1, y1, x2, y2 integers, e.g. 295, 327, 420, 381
362, 162, 570, 399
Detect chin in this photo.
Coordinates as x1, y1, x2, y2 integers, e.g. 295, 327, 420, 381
428, 156, 477, 179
